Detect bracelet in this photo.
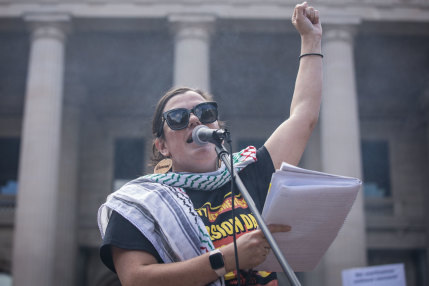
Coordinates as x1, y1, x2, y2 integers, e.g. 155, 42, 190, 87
299, 53, 324, 60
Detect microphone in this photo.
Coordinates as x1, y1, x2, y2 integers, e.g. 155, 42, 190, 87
192, 125, 227, 146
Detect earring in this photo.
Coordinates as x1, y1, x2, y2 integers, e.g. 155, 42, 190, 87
154, 158, 173, 174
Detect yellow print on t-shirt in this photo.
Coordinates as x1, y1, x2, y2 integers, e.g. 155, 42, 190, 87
195, 192, 248, 222
205, 214, 258, 242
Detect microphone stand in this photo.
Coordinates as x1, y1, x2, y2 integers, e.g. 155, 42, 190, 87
213, 131, 301, 286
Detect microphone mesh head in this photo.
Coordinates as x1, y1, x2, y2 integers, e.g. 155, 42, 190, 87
192, 125, 209, 146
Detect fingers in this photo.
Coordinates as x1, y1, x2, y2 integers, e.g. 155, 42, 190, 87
262, 246, 271, 257
253, 224, 291, 242
255, 225, 291, 260
255, 224, 291, 248
305, 6, 319, 25
305, 7, 314, 23
292, 2, 308, 24
234, 225, 291, 269
296, 1, 308, 14
314, 9, 320, 24
292, 2, 319, 25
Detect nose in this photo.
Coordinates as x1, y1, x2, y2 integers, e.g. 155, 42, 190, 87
188, 112, 201, 128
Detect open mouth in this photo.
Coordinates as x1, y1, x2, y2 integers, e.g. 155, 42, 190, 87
186, 135, 193, 144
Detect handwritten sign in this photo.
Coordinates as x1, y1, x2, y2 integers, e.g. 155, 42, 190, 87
342, 263, 406, 286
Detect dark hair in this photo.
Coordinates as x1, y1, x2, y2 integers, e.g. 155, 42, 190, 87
150, 87, 220, 168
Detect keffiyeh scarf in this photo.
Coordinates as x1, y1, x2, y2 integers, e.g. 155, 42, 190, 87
98, 146, 257, 286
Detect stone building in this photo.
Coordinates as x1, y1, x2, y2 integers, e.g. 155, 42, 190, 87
0, 1, 428, 285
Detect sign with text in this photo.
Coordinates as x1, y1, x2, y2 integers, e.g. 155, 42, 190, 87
342, 263, 406, 286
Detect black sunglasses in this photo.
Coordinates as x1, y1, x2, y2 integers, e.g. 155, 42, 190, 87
157, 102, 218, 137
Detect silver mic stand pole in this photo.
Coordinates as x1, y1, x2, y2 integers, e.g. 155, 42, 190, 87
213, 131, 301, 286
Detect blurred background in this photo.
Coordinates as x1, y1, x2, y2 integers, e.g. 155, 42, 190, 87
0, 0, 428, 285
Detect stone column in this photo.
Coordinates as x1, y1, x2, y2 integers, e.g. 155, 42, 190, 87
12, 14, 70, 286
421, 85, 429, 279
169, 14, 215, 91
53, 85, 85, 286
320, 24, 367, 286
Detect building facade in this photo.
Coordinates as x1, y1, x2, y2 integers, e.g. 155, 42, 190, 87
0, 1, 428, 285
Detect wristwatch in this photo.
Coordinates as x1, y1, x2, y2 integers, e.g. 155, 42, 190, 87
209, 249, 226, 277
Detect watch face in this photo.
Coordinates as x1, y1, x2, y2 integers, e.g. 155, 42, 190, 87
209, 252, 224, 269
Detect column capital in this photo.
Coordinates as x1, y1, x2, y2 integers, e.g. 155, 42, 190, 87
168, 13, 216, 41
322, 16, 361, 45
323, 26, 357, 46
23, 13, 72, 42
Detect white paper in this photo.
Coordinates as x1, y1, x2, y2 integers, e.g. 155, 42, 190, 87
256, 162, 361, 272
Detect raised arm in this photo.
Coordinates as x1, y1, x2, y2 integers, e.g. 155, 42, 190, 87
265, 1, 323, 169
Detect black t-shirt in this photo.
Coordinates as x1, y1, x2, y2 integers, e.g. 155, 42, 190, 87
100, 146, 276, 285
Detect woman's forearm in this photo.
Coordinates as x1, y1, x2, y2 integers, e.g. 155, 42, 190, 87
290, 35, 323, 126
113, 247, 221, 286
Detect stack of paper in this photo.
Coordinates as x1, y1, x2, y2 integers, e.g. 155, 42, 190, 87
256, 162, 362, 272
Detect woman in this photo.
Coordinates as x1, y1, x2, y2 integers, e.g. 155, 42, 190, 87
98, 2, 322, 285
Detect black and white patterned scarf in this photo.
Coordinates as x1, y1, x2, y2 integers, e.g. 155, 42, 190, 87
98, 146, 257, 286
